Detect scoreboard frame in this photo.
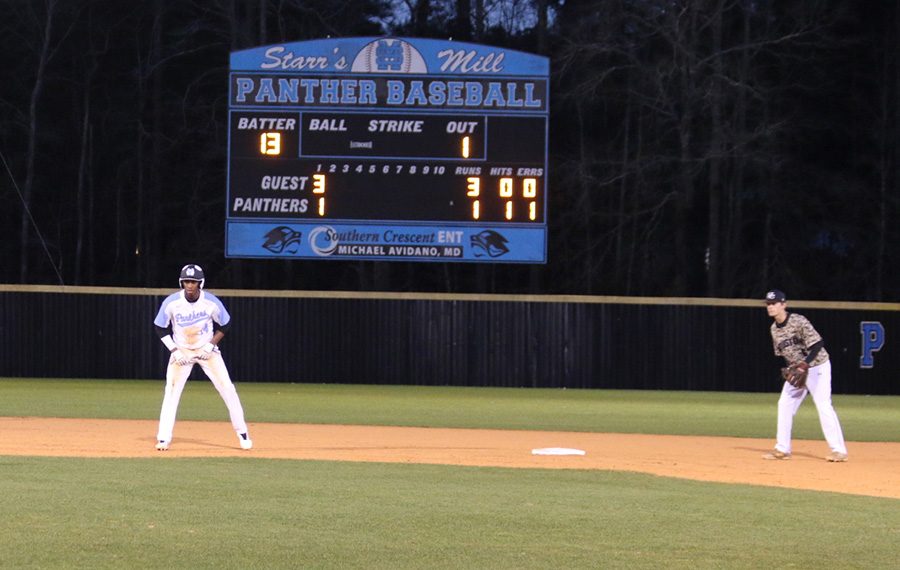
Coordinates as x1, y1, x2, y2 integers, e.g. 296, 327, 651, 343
225, 37, 549, 263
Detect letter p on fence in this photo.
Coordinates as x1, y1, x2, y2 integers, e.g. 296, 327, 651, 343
859, 321, 885, 368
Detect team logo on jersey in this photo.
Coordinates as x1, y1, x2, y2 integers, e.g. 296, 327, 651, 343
262, 226, 302, 253
175, 310, 209, 326
471, 230, 510, 258
351, 38, 428, 74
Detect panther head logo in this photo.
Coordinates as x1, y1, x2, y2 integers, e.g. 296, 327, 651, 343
470, 230, 510, 258
262, 226, 302, 253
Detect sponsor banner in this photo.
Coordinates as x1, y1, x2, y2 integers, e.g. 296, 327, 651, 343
226, 221, 545, 262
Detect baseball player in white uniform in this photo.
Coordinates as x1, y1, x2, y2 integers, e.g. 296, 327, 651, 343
153, 264, 252, 451
762, 289, 847, 462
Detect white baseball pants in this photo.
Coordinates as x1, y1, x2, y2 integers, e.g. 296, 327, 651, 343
156, 349, 249, 443
774, 360, 847, 455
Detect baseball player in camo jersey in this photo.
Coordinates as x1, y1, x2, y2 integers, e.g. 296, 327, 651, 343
762, 289, 848, 462
153, 264, 252, 451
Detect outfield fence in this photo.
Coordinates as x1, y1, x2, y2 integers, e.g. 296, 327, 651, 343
1, 285, 897, 394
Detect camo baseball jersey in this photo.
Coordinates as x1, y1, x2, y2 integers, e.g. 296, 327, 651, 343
770, 312, 829, 366
154, 290, 230, 349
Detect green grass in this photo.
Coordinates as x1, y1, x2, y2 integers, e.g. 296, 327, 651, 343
0, 457, 896, 570
1, 378, 898, 441
1, 379, 898, 568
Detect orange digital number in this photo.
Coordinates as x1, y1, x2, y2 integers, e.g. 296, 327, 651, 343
312, 174, 326, 194
466, 177, 480, 197
313, 174, 326, 216
524, 178, 538, 220
523, 178, 537, 198
467, 177, 481, 219
259, 132, 281, 155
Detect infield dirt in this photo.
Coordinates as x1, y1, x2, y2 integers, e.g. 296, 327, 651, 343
3, 416, 898, 499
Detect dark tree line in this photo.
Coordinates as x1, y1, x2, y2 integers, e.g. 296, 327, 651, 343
1, 0, 897, 301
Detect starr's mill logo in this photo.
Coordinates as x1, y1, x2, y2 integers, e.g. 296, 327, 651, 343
351, 39, 427, 73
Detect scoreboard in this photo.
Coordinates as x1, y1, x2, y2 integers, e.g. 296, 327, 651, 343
226, 37, 549, 262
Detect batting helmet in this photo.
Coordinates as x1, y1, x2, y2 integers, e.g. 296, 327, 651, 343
179, 264, 205, 289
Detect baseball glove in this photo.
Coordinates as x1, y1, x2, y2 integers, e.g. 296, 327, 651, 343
781, 361, 809, 388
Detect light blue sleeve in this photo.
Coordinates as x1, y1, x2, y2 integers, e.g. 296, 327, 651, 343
153, 293, 179, 328
206, 293, 231, 326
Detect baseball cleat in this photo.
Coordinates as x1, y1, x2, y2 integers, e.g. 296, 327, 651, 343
762, 449, 791, 460
155, 440, 170, 451
825, 452, 848, 462
239, 433, 253, 450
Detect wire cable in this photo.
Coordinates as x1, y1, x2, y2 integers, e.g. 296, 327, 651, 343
0, 148, 64, 285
